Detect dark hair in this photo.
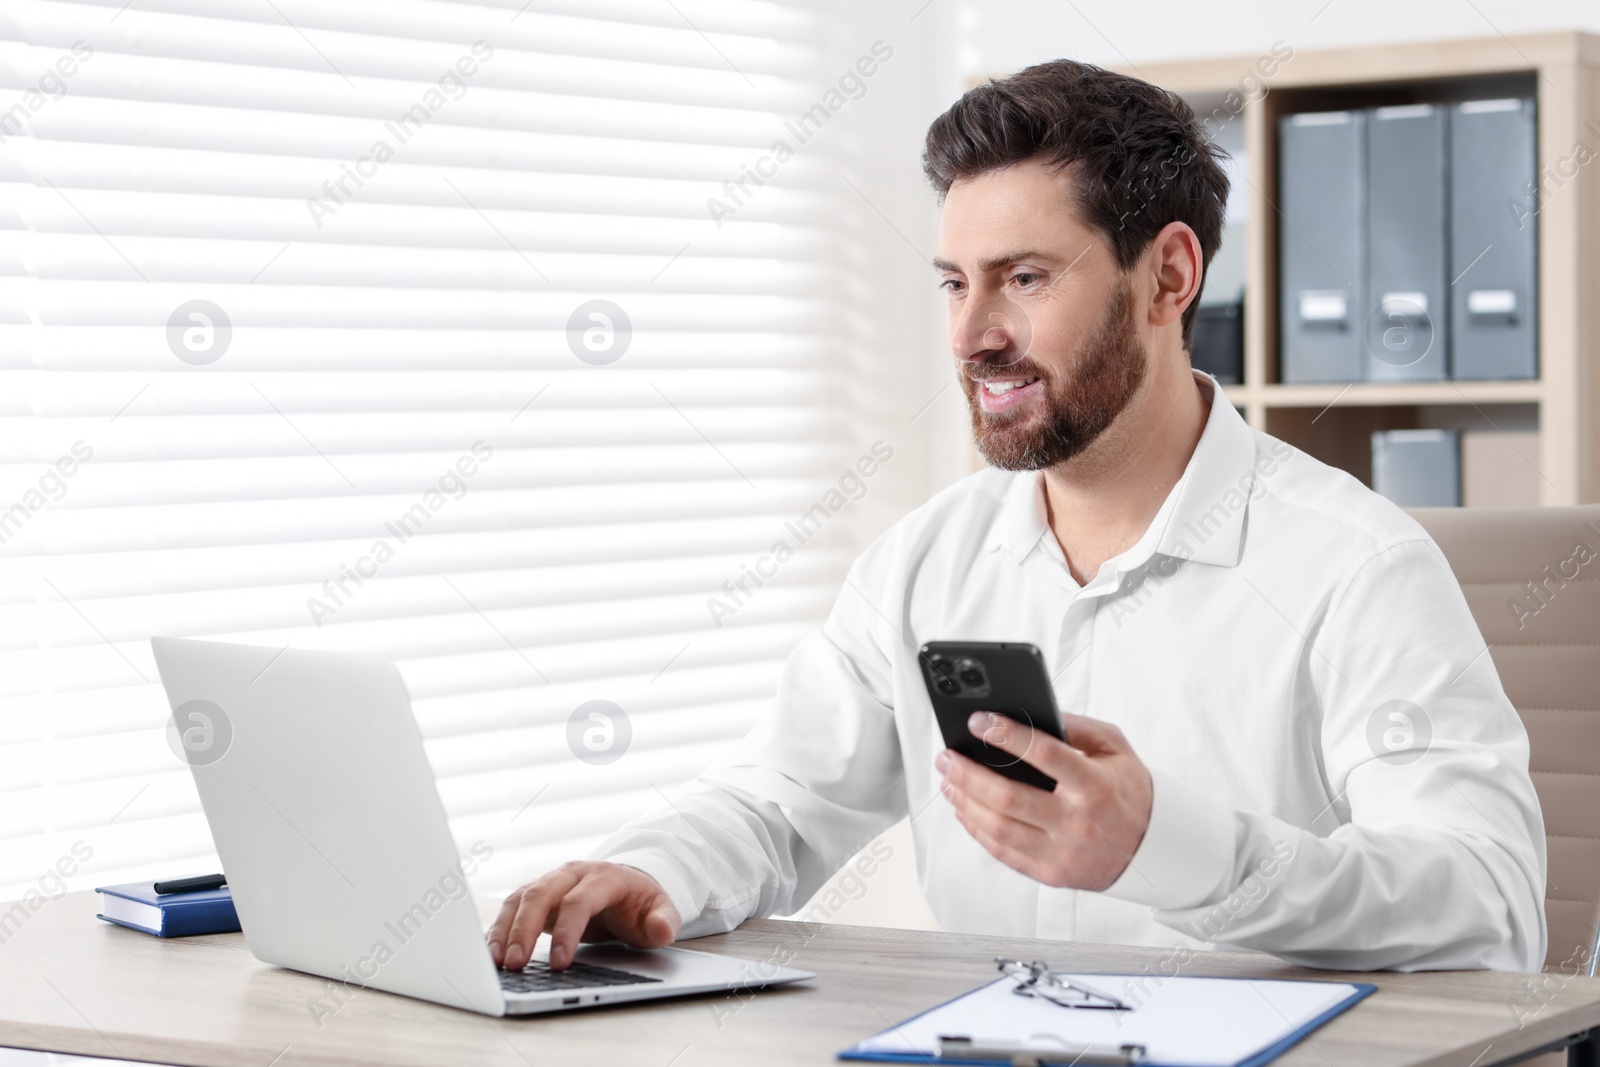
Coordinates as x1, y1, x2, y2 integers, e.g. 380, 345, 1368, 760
923, 59, 1230, 349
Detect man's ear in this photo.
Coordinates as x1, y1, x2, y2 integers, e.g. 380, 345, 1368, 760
1144, 221, 1204, 329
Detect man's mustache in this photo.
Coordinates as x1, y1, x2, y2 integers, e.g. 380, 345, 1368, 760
963, 359, 1048, 383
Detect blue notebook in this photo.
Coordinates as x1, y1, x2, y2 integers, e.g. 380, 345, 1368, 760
95, 881, 241, 938
838, 972, 1375, 1067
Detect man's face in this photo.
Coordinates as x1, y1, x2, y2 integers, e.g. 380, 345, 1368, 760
935, 159, 1148, 471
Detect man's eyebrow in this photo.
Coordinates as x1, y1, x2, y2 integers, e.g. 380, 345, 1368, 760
931, 250, 1061, 274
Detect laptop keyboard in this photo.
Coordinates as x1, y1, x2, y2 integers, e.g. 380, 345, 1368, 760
499, 959, 661, 994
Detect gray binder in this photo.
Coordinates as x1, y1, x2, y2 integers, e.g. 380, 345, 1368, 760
1450, 98, 1538, 380
1279, 111, 1364, 383
1371, 429, 1461, 506
1365, 104, 1448, 381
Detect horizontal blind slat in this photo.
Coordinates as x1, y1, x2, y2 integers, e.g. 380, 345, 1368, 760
13, 0, 820, 78
0, 0, 852, 903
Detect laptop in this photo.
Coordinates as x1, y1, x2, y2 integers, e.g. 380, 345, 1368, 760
149, 636, 814, 1016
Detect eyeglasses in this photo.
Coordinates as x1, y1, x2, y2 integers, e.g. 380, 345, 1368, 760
995, 958, 1131, 1011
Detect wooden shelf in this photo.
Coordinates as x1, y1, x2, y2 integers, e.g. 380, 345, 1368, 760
1224, 379, 1545, 410
1130, 32, 1600, 505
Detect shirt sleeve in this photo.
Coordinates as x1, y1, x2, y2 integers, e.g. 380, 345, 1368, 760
594, 559, 909, 939
1103, 537, 1548, 971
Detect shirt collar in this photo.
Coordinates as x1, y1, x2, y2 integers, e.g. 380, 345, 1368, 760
985, 372, 1257, 572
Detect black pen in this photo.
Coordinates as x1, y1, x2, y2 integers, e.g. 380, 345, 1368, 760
152, 873, 227, 895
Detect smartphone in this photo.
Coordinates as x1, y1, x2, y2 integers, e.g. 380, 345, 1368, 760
919, 641, 1066, 791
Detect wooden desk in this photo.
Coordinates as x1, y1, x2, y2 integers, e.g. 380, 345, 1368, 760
1, 892, 1597, 1067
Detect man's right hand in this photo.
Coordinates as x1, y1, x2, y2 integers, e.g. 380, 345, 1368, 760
488, 860, 681, 972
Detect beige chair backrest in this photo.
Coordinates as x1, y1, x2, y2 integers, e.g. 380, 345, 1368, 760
1409, 505, 1600, 973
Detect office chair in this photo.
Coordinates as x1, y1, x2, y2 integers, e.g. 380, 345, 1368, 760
1410, 505, 1600, 979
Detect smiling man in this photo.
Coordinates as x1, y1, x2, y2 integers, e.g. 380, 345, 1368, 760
490, 60, 1546, 974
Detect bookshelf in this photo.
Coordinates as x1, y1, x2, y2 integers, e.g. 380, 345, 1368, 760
1127, 31, 1600, 506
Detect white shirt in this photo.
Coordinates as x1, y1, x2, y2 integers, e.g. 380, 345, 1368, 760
598, 376, 1547, 971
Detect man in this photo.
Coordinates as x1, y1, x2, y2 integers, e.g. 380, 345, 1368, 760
490, 60, 1546, 973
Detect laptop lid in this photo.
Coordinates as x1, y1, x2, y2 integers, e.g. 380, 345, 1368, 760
151, 637, 509, 1016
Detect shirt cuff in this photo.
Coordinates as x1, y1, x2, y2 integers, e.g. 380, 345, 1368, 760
595, 848, 700, 936
1101, 767, 1236, 911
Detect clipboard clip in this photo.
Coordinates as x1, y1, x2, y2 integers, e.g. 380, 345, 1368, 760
936, 1035, 1147, 1066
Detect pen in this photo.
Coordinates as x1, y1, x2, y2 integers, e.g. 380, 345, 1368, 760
937, 1035, 1146, 1066
152, 873, 227, 895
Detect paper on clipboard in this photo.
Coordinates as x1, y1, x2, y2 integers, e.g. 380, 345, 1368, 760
840, 973, 1374, 1067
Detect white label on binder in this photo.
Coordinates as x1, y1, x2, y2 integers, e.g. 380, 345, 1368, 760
1459, 98, 1522, 114
1375, 103, 1436, 120
1290, 110, 1354, 126
1380, 291, 1428, 316
1298, 290, 1348, 323
1467, 289, 1517, 316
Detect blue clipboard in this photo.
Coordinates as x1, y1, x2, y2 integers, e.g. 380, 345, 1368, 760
837, 972, 1377, 1067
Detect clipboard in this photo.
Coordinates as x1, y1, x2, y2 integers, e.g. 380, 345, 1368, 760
837, 971, 1376, 1067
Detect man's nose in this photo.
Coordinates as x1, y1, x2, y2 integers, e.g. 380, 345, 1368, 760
953, 298, 1016, 364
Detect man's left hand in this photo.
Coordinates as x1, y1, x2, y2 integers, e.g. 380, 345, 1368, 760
935, 710, 1153, 890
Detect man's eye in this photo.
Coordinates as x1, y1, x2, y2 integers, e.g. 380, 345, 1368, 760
939, 278, 965, 293
1011, 272, 1042, 287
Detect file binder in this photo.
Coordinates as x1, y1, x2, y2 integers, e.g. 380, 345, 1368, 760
1278, 111, 1364, 383
1192, 301, 1243, 384
1371, 428, 1461, 507
1450, 97, 1538, 380
1365, 104, 1448, 381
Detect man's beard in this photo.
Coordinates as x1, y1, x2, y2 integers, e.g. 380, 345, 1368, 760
961, 279, 1147, 471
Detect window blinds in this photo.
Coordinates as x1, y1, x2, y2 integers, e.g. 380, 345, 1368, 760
0, 0, 865, 901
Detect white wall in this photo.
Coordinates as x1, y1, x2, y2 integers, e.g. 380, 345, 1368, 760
947, 0, 1600, 78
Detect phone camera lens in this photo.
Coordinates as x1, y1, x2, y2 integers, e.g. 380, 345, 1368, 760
936, 677, 960, 695
929, 656, 954, 677
959, 668, 984, 686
